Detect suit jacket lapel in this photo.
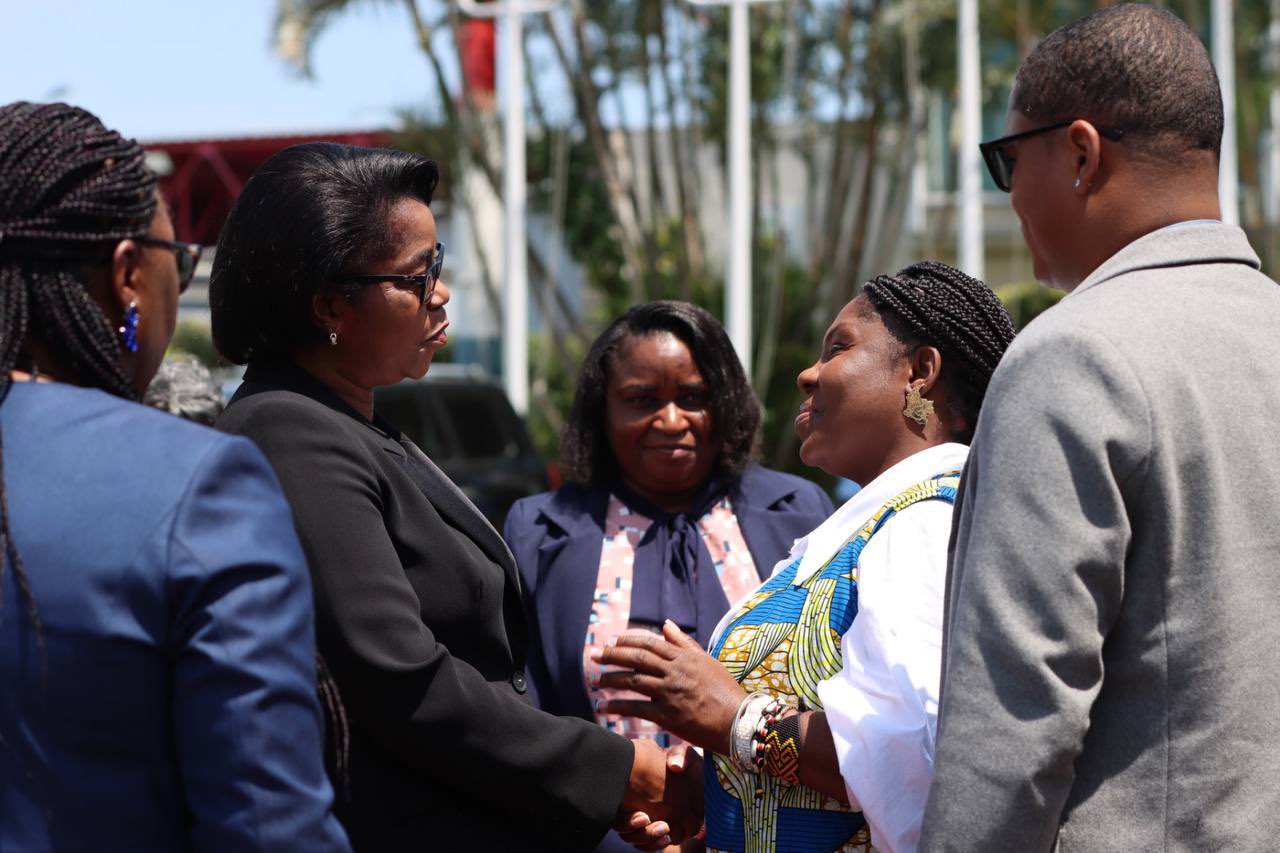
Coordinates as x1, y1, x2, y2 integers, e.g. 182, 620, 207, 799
733, 468, 814, 582
397, 438, 520, 582
238, 361, 521, 584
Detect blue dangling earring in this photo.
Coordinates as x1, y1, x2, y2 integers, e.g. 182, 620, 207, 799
118, 301, 139, 353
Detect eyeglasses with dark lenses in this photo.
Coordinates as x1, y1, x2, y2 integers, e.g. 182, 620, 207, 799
337, 242, 445, 306
979, 120, 1125, 193
135, 236, 203, 293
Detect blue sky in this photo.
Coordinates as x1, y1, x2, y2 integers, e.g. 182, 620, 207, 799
0, 0, 444, 141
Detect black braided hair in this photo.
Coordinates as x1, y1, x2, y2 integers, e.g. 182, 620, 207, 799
0, 101, 157, 642
862, 261, 1016, 441
315, 652, 350, 803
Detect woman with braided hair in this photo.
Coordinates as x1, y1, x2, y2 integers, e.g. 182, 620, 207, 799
598, 261, 1016, 853
0, 102, 349, 851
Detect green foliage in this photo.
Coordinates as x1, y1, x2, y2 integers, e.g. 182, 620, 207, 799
167, 319, 225, 368
995, 281, 1065, 331
528, 133, 631, 310
273, 0, 1280, 491
524, 330, 587, 464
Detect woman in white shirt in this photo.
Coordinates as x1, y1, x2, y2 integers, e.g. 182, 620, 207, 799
597, 261, 1016, 853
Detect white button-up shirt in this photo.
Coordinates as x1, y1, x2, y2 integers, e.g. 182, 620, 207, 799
710, 442, 969, 853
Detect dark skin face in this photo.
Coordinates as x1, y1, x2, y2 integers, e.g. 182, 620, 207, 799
604, 332, 716, 514
795, 294, 953, 487
296, 197, 451, 420
1001, 85, 1221, 291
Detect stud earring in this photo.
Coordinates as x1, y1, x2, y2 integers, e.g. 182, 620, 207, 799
118, 301, 139, 353
903, 383, 934, 427
329, 330, 338, 346
1074, 177, 1082, 189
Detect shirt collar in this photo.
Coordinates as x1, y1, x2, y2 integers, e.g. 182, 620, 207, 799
1154, 218, 1222, 231
789, 442, 969, 584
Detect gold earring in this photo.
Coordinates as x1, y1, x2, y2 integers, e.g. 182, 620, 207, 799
903, 384, 934, 427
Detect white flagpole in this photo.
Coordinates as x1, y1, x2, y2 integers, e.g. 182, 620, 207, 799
458, 0, 562, 415
957, 0, 984, 280
688, 0, 782, 381
1212, 0, 1239, 226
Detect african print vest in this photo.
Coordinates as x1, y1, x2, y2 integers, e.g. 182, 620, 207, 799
703, 471, 960, 853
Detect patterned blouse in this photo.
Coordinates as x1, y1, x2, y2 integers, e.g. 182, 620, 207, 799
584, 494, 760, 745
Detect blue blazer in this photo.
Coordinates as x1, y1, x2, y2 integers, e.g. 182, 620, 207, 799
0, 381, 348, 852
504, 465, 833, 720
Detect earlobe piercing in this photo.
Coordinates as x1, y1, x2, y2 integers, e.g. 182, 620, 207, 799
118, 301, 139, 353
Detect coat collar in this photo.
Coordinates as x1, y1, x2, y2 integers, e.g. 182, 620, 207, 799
533, 464, 804, 537
536, 481, 611, 538
237, 359, 519, 579
1073, 221, 1261, 299
791, 442, 968, 585
238, 359, 407, 457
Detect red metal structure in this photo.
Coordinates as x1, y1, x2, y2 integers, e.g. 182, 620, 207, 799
460, 19, 497, 99
145, 131, 389, 245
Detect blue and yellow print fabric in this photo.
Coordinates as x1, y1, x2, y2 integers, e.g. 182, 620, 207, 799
703, 472, 959, 853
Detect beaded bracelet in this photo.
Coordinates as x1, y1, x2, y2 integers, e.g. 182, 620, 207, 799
761, 712, 803, 786
748, 698, 788, 772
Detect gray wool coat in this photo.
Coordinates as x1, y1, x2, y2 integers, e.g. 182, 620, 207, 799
919, 222, 1280, 852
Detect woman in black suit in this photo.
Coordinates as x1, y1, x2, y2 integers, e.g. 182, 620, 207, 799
210, 143, 697, 852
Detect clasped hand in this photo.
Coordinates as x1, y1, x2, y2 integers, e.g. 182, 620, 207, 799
615, 740, 703, 850
602, 621, 747, 849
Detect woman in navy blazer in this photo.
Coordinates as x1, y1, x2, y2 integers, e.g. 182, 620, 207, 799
0, 103, 347, 851
505, 302, 831, 851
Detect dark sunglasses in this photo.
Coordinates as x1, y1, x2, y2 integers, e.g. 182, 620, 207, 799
135, 236, 203, 293
979, 120, 1125, 193
337, 242, 445, 306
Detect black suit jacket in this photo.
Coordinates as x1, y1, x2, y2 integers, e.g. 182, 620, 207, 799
217, 361, 633, 852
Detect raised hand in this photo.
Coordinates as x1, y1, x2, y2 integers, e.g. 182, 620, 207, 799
616, 744, 705, 851
594, 620, 746, 755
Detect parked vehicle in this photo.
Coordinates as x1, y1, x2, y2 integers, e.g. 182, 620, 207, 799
373, 364, 550, 527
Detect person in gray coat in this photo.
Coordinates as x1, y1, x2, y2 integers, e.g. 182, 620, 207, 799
920, 6, 1280, 852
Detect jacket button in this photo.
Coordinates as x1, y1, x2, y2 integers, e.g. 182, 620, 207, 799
511, 671, 528, 694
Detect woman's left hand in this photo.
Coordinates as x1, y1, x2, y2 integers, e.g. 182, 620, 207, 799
594, 620, 746, 754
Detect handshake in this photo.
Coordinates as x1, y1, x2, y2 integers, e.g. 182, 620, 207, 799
594, 620, 752, 850
615, 739, 705, 850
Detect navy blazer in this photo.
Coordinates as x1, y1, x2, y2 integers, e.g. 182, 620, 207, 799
0, 381, 348, 852
504, 465, 833, 720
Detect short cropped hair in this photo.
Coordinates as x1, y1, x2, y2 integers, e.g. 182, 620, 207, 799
210, 142, 439, 364
561, 301, 760, 485
1013, 4, 1222, 159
